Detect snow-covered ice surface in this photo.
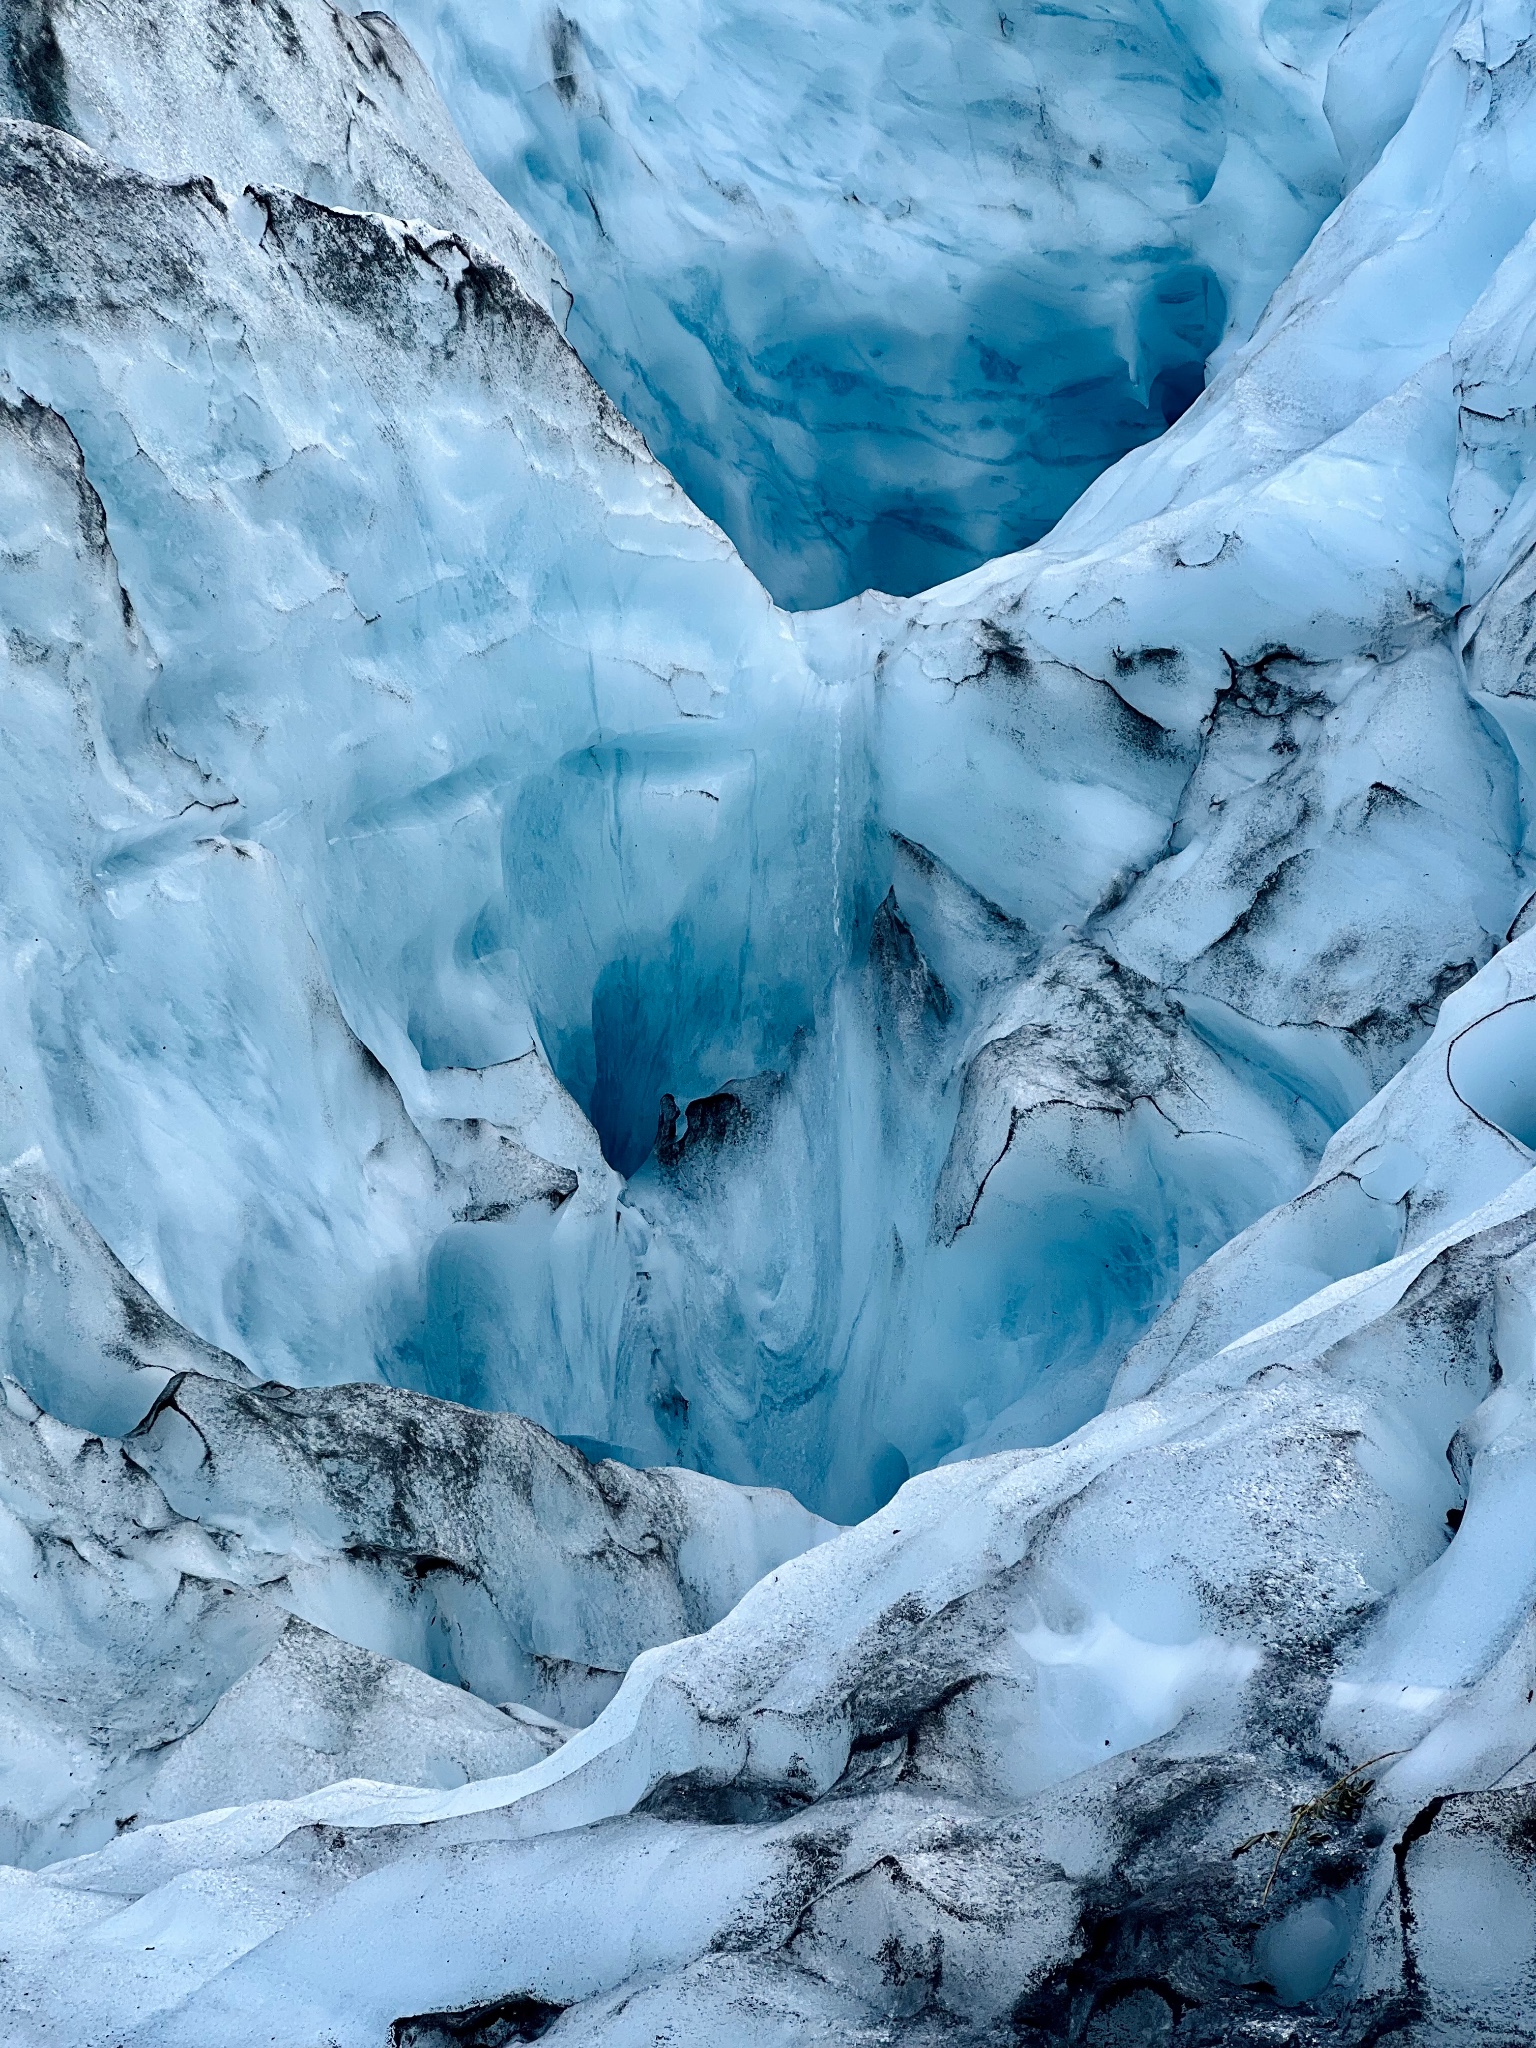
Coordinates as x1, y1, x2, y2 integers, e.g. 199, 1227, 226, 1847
4, 0, 1536, 2041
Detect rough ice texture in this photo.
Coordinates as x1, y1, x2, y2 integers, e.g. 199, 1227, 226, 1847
4, 0, 1536, 2042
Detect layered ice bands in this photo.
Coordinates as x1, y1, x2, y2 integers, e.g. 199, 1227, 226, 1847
4, 0, 1536, 2042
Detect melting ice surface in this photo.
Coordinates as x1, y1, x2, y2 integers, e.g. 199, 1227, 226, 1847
7, 0, 1536, 2041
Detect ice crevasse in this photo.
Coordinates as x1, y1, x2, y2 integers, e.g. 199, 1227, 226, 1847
3, 0, 1536, 2041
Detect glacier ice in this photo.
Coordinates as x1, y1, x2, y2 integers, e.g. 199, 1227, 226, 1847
389, 0, 1354, 606
0, 1344, 831, 1868
4, 0, 1536, 2041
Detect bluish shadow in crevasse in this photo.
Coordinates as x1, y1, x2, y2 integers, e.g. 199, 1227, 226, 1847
1140, 264, 1226, 426
498, 735, 836, 1177
651, 262, 1230, 606
385, 0, 1281, 608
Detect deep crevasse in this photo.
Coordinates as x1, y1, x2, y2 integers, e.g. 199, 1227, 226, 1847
3, 0, 1536, 2040
4, 0, 1520, 1525
390, 0, 1352, 606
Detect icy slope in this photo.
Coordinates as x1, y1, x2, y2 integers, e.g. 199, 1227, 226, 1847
392, 0, 1356, 605
0, 1327, 831, 1868
0, 0, 569, 315
12, 909, 1536, 2044
0, 96, 854, 1423
3, 0, 1536, 2040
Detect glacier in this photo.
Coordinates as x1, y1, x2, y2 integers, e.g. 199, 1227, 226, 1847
389, 0, 1350, 607
2, 0, 1536, 2041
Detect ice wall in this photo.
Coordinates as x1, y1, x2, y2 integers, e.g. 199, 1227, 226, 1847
390, 0, 1354, 605
0, 97, 859, 1424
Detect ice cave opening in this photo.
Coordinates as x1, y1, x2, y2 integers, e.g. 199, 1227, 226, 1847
490, 730, 845, 1182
